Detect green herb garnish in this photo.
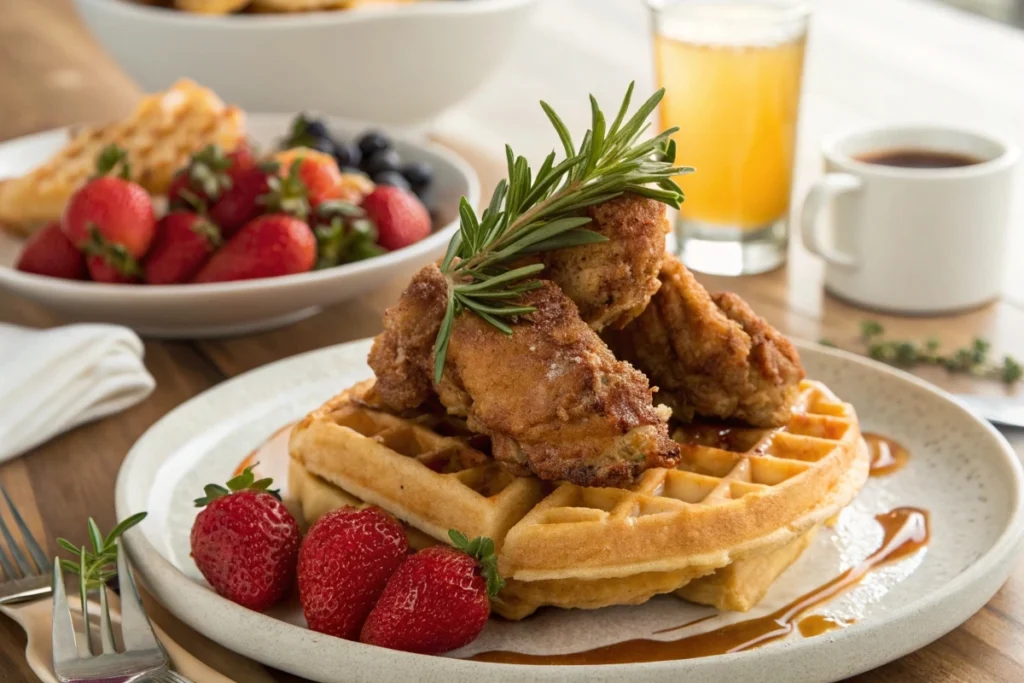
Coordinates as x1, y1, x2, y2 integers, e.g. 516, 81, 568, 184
431, 84, 693, 382
835, 320, 1021, 385
56, 513, 147, 591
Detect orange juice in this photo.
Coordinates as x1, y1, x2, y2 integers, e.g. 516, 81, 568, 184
653, 6, 807, 230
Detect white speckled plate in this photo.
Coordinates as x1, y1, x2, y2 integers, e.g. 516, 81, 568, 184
114, 339, 1024, 683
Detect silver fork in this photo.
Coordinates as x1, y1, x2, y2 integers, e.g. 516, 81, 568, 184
51, 537, 189, 683
0, 482, 51, 605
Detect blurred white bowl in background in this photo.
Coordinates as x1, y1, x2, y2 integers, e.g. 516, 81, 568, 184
72, 0, 538, 126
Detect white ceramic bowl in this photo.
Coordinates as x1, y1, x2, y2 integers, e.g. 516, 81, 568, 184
0, 114, 479, 337
72, 0, 538, 126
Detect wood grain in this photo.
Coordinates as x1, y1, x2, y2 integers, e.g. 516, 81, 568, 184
1, 0, 1023, 681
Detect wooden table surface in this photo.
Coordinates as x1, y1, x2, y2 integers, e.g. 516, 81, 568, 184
2, 0, 1024, 681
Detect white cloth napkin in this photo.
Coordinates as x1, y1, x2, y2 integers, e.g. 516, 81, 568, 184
0, 323, 155, 462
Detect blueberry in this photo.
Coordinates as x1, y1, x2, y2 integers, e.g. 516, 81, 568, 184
301, 116, 331, 141
308, 136, 337, 156
338, 166, 362, 175
373, 170, 411, 191
363, 148, 402, 176
401, 161, 433, 192
358, 130, 391, 158
333, 140, 361, 169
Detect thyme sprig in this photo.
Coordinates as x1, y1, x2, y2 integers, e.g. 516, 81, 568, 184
432, 84, 693, 381
821, 320, 1022, 384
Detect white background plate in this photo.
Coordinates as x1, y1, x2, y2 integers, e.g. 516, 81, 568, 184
0, 116, 479, 338
114, 339, 1024, 682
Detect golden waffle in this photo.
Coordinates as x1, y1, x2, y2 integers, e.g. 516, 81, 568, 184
290, 380, 546, 548
290, 379, 868, 618
678, 527, 820, 612
499, 381, 860, 581
0, 79, 246, 237
289, 437, 868, 620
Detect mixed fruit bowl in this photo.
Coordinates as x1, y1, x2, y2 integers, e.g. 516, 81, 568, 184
0, 113, 477, 337
15, 118, 436, 286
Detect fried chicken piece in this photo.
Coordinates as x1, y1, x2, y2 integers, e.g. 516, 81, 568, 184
367, 264, 448, 413
368, 264, 680, 487
604, 255, 804, 428
540, 193, 670, 332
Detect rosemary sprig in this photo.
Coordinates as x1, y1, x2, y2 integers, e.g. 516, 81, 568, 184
56, 512, 147, 591
432, 84, 693, 382
821, 320, 1022, 385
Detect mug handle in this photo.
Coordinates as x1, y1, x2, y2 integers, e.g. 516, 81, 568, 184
799, 173, 862, 268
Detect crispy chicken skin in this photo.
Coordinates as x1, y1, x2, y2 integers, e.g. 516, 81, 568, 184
540, 194, 670, 332
367, 264, 448, 413
368, 264, 680, 487
604, 255, 805, 428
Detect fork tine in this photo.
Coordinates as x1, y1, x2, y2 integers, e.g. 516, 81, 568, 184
0, 539, 16, 580
116, 539, 162, 653
0, 500, 31, 577
51, 558, 79, 670
98, 587, 116, 654
0, 484, 48, 572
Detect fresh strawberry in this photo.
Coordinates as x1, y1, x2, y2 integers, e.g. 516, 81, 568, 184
360, 531, 502, 654
227, 142, 255, 170
208, 163, 277, 238
144, 211, 221, 284
297, 506, 408, 640
189, 467, 301, 611
192, 214, 315, 283
15, 222, 87, 280
312, 201, 385, 269
62, 145, 156, 278
359, 186, 431, 251
168, 143, 257, 212
86, 255, 140, 283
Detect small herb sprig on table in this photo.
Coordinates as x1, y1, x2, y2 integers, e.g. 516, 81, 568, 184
820, 320, 1022, 384
55, 513, 147, 655
431, 83, 693, 382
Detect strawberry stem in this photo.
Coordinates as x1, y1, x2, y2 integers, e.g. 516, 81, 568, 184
94, 144, 131, 180
193, 465, 280, 507
448, 529, 505, 597
83, 224, 142, 277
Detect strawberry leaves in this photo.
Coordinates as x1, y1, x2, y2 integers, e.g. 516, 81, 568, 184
448, 529, 505, 597
260, 158, 311, 220
194, 465, 280, 507
94, 144, 131, 180
314, 200, 384, 269
83, 224, 143, 277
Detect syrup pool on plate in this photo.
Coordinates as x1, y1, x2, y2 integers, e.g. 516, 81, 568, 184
469, 508, 930, 665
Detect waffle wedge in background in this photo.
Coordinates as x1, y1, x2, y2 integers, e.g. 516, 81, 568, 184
289, 379, 869, 619
0, 79, 246, 237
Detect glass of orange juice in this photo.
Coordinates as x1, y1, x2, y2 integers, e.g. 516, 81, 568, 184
649, 0, 810, 275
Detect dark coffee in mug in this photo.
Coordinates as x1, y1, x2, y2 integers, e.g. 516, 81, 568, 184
856, 148, 983, 169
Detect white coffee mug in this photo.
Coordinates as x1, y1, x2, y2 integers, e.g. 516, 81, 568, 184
800, 125, 1019, 313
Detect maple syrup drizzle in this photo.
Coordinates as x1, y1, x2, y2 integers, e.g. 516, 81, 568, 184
864, 433, 910, 477
234, 422, 297, 476
652, 613, 716, 635
469, 508, 929, 665
797, 614, 854, 638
